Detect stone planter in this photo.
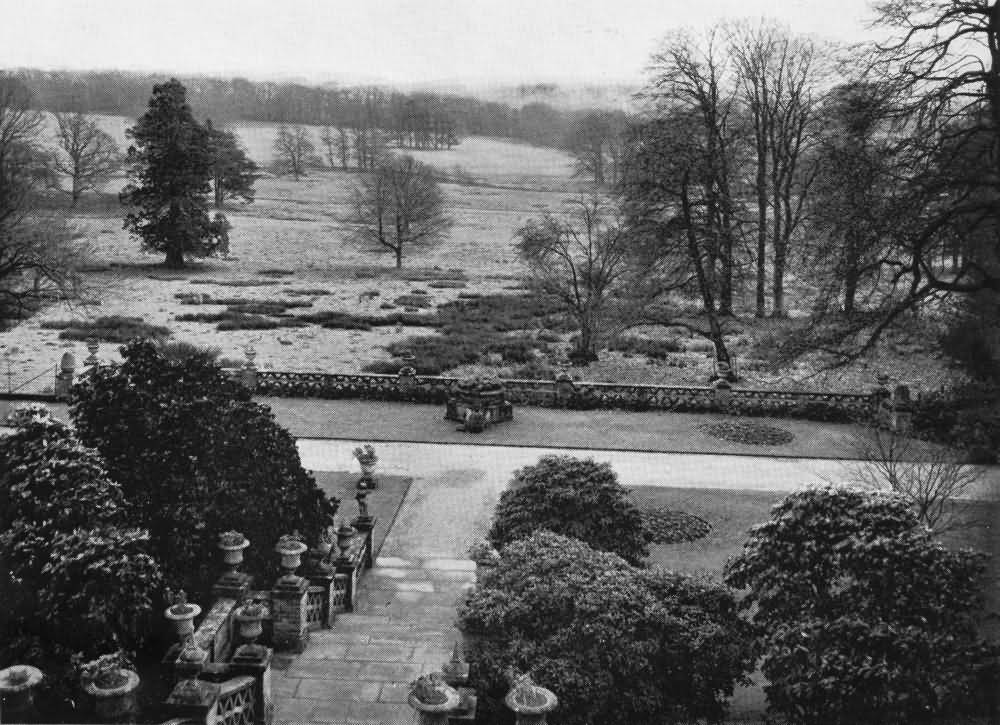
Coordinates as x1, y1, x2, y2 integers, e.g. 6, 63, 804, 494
219, 538, 250, 568
164, 603, 202, 641
84, 669, 140, 722
505, 676, 558, 725
276, 537, 308, 587
0, 665, 43, 718
408, 686, 460, 725
235, 607, 266, 644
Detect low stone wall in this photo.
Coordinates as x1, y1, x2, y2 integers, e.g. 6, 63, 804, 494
248, 369, 876, 423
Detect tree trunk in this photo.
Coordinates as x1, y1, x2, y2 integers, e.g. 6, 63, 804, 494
772, 239, 786, 317
843, 232, 859, 314
395, 246, 403, 268
755, 187, 767, 318
680, 173, 731, 366
214, 173, 224, 208
165, 243, 185, 269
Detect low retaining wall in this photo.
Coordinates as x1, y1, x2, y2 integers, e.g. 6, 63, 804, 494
249, 370, 877, 423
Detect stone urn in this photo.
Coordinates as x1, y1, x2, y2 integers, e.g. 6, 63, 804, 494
275, 533, 308, 586
164, 590, 202, 642
353, 444, 378, 489
408, 674, 460, 725
234, 601, 268, 645
218, 530, 250, 569
0, 665, 44, 718
80, 654, 141, 722
505, 675, 558, 725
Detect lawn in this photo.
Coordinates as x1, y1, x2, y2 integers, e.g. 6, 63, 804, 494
631, 485, 1000, 638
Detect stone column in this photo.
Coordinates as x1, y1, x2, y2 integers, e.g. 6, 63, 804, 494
505, 675, 558, 725
713, 378, 732, 411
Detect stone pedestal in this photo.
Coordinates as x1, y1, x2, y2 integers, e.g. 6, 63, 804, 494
230, 646, 274, 725
84, 670, 141, 723
271, 581, 309, 653
213, 571, 252, 602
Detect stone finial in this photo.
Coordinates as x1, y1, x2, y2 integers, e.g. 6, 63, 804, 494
441, 641, 469, 686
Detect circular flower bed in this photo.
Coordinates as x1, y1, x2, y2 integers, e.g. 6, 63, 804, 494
641, 507, 711, 544
698, 421, 795, 446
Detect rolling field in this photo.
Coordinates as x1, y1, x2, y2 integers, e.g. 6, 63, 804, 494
2, 116, 591, 390
1, 115, 963, 394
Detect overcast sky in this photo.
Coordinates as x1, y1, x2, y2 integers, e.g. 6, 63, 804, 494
1, 0, 879, 86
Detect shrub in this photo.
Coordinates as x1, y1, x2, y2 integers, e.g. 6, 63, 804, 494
724, 486, 994, 725
609, 335, 683, 359
0, 418, 161, 662
40, 315, 171, 342
488, 455, 650, 565
69, 340, 339, 594
459, 531, 755, 725
911, 383, 1000, 463
394, 294, 432, 309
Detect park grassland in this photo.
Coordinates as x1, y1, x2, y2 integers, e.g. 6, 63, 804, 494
633, 485, 1000, 640
1, 114, 963, 397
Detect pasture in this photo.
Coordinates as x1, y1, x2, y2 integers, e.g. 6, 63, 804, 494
1, 115, 960, 394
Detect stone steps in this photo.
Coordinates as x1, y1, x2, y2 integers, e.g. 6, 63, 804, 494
272, 557, 476, 724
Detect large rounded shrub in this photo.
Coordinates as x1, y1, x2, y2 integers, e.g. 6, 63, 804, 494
487, 455, 650, 565
70, 339, 339, 593
459, 531, 754, 725
725, 486, 994, 725
0, 416, 161, 663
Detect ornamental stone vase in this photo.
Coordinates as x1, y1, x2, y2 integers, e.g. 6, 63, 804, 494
84, 669, 141, 722
408, 684, 460, 725
164, 603, 202, 642
0, 665, 44, 718
505, 675, 558, 725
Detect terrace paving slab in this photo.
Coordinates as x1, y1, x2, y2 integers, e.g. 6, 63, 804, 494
274, 557, 473, 725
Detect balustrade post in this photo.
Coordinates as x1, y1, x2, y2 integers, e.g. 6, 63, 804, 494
241, 345, 258, 392
272, 534, 309, 653
230, 645, 274, 725
54, 350, 76, 400
164, 678, 220, 725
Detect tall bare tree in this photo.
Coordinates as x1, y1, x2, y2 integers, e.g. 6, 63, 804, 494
1, 74, 84, 322
344, 155, 451, 268
52, 111, 121, 207
729, 21, 823, 317
272, 125, 314, 180
516, 196, 684, 364
644, 29, 743, 318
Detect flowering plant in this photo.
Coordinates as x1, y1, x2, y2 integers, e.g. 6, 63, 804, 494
410, 673, 449, 705
236, 598, 269, 619
218, 530, 247, 547
353, 444, 377, 462
75, 651, 134, 689
467, 539, 500, 563
5, 402, 52, 427
165, 588, 195, 615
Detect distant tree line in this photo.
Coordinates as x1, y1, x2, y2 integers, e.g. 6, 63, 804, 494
12, 69, 606, 151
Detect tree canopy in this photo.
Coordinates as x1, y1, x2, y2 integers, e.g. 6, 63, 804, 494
122, 78, 221, 268
725, 485, 994, 725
